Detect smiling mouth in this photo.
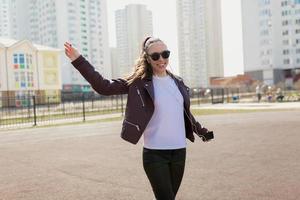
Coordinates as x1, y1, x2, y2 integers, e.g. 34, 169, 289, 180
158, 63, 166, 67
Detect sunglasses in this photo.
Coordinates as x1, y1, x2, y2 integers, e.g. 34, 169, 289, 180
147, 50, 170, 61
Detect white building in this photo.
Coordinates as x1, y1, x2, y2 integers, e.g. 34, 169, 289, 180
0, 0, 10, 37
115, 4, 153, 78
1, 0, 111, 91
110, 47, 119, 79
242, 0, 300, 86
176, 0, 224, 88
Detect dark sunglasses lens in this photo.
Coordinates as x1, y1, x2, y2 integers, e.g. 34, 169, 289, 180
161, 51, 170, 59
150, 53, 160, 61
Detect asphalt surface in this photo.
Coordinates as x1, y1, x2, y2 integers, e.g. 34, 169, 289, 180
0, 110, 300, 200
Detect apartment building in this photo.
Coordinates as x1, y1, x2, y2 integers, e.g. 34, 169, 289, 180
114, 4, 153, 78
242, 0, 300, 86
177, 0, 224, 88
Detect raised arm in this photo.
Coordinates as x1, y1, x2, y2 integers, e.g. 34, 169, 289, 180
64, 42, 128, 95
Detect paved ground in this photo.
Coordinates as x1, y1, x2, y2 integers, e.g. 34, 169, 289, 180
0, 109, 300, 200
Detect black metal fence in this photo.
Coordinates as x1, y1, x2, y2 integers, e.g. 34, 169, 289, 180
1, 88, 299, 129
0, 94, 126, 129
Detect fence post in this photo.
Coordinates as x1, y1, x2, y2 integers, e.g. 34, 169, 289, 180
47, 97, 50, 112
62, 98, 65, 115
226, 88, 230, 103
197, 89, 200, 105
27, 94, 31, 118
82, 94, 86, 122
32, 95, 37, 126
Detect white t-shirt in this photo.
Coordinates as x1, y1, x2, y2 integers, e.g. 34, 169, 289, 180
143, 75, 186, 149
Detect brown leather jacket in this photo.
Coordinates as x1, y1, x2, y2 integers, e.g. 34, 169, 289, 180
72, 55, 209, 144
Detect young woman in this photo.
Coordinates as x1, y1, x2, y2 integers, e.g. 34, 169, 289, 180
64, 37, 213, 200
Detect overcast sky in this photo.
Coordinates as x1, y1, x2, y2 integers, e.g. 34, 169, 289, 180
106, 0, 244, 77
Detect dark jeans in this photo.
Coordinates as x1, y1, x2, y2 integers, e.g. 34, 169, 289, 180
143, 147, 186, 200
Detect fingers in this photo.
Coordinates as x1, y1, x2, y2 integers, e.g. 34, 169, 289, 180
64, 42, 80, 61
64, 42, 72, 51
64, 42, 73, 57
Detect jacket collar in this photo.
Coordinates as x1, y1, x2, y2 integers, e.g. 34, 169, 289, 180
142, 71, 189, 107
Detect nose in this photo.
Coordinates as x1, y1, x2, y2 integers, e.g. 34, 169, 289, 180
158, 55, 165, 61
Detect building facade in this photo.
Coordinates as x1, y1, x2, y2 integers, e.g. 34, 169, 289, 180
0, 38, 61, 107
242, 0, 300, 86
0, 0, 10, 37
114, 4, 153, 78
176, 0, 224, 88
1, 0, 111, 92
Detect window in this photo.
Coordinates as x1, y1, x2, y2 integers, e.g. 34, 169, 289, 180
283, 59, 290, 64
12, 53, 34, 88
283, 30, 289, 35
283, 39, 289, 45
281, 1, 288, 7
283, 49, 290, 55
13, 54, 18, 69
282, 20, 289, 26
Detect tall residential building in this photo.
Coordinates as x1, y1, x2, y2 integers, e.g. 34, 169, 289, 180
115, 4, 153, 77
242, 0, 300, 86
176, 0, 224, 88
1, 0, 111, 91
110, 47, 119, 78
0, 0, 10, 37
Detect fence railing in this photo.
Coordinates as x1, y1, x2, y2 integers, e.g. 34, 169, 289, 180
0, 94, 126, 129
1, 88, 299, 129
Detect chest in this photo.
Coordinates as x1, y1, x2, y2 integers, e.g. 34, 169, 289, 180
152, 78, 184, 109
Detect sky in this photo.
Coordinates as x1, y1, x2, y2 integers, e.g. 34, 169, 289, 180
106, 0, 244, 77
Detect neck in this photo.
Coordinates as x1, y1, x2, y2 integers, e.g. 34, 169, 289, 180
153, 71, 167, 77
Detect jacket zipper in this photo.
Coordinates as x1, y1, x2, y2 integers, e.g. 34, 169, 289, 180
136, 87, 145, 107
124, 119, 140, 132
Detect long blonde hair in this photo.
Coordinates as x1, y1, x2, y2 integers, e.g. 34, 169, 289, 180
125, 37, 162, 85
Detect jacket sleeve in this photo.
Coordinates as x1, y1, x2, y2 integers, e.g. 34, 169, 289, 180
189, 112, 209, 137
71, 55, 129, 95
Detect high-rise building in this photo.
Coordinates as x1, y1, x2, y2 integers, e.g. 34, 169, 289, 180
110, 47, 119, 79
115, 4, 153, 78
1, 0, 111, 91
176, 0, 224, 88
242, 0, 300, 86
0, 0, 10, 37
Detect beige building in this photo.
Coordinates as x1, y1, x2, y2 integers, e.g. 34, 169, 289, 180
0, 37, 62, 107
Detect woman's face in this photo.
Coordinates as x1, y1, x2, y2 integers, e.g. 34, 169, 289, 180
146, 41, 170, 76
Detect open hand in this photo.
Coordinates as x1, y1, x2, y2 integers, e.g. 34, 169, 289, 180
64, 42, 80, 62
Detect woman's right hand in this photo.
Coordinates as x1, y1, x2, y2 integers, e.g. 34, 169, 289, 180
64, 42, 80, 62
